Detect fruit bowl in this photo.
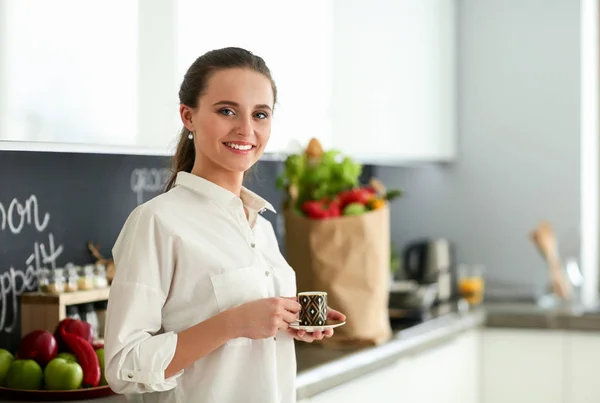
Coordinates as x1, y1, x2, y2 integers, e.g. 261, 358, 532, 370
0, 385, 115, 401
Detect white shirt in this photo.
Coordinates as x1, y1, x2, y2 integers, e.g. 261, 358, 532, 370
104, 171, 298, 403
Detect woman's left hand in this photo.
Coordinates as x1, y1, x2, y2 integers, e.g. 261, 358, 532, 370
287, 307, 346, 343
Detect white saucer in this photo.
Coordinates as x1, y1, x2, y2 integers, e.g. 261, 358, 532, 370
289, 319, 346, 332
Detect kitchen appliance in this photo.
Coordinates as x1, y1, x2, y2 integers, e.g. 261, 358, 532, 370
388, 280, 438, 320
402, 238, 453, 303
389, 238, 454, 322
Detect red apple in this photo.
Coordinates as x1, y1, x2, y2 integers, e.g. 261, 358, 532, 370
17, 330, 58, 366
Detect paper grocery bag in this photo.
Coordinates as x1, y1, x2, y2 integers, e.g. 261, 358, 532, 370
284, 205, 392, 348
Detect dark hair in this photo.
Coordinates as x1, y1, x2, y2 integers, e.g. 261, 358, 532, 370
165, 47, 278, 191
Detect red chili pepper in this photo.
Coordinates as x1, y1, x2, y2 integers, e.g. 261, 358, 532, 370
60, 327, 101, 387
54, 318, 94, 352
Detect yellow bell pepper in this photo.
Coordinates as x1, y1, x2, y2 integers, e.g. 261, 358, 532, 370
368, 198, 386, 210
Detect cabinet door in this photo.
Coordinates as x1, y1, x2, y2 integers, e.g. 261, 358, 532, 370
482, 329, 564, 403
309, 362, 400, 403
406, 330, 480, 403
564, 331, 600, 403
176, 0, 334, 155
448, 329, 481, 403
332, 0, 456, 162
1, 0, 139, 148
406, 339, 456, 403
309, 329, 479, 403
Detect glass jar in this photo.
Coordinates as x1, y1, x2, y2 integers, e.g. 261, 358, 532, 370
65, 265, 79, 292
47, 268, 65, 295
94, 300, 108, 338
94, 264, 109, 289
66, 305, 81, 321
37, 268, 50, 293
79, 303, 99, 341
77, 265, 95, 291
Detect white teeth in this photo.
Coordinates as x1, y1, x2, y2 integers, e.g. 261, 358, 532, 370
225, 142, 253, 151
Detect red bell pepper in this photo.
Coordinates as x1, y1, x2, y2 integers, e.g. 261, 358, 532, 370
338, 188, 373, 209
301, 198, 340, 219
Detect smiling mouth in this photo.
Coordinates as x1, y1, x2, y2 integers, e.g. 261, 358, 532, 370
223, 142, 255, 151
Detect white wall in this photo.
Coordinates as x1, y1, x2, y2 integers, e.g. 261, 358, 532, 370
378, 0, 582, 296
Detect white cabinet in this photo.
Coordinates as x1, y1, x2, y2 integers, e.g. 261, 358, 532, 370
176, 0, 334, 155
331, 0, 457, 163
0, 1, 333, 155
482, 329, 565, 403
308, 329, 480, 403
306, 328, 600, 403
564, 332, 600, 403
447, 329, 481, 403
0, 0, 141, 150
406, 329, 480, 403
309, 361, 401, 403
1, 0, 457, 160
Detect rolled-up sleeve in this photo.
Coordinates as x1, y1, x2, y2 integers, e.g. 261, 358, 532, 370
104, 205, 183, 394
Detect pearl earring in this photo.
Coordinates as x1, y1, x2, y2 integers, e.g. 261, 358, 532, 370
188, 132, 193, 140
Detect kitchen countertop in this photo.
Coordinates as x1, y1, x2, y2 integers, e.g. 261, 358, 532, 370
295, 306, 485, 400
484, 300, 600, 331
5, 300, 600, 402
293, 299, 600, 400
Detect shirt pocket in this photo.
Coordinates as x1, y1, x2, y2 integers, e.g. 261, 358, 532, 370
277, 263, 297, 298
210, 265, 269, 346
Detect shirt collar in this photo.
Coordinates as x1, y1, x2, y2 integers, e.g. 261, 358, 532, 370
174, 171, 276, 214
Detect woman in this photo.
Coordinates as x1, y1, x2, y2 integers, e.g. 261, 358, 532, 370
104, 47, 345, 403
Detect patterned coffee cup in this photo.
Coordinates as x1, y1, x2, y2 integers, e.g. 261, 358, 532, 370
298, 291, 328, 326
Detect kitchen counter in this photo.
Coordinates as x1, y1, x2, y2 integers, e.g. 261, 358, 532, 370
6, 300, 600, 402
0, 307, 485, 403
294, 300, 600, 400
295, 307, 485, 400
484, 301, 600, 331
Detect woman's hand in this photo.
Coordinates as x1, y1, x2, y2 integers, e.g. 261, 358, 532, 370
288, 307, 346, 343
232, 297, 301, 339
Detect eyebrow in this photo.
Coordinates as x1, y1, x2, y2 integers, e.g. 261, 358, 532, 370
213, 100, 272, 111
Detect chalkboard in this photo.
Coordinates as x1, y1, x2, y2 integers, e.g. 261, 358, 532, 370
0, 150, 284, 353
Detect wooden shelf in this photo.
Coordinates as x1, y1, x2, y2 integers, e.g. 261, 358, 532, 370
21, 287, 110, 305
20, 287, 110, 338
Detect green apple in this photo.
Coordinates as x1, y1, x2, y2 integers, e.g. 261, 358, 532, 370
5, 359, 43, 390
0, 348, 14, 385
343, 202, 367, 216
56, 352, 77, 363
44, 357, 83, 390
95, 348, 107, 386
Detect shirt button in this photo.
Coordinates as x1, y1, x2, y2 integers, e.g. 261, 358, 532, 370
250, 243, 256, 248
265, 271, 270, 276
127, 374, 133, 379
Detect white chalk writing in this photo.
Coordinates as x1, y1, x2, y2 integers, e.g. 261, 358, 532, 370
131, 168, 171, 205
0, 195, 50, 234
0, 196, 63, 333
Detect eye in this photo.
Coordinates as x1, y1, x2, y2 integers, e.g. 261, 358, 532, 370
218, 108, 235, 116
254, 111, 269, 119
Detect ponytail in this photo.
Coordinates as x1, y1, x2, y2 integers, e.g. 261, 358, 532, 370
165, 127, 195, 192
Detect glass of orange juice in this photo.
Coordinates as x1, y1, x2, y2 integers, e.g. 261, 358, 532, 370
458, 264, 485, 305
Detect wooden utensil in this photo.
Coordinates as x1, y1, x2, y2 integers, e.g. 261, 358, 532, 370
88, 242, 115, 284
530, 221, 572, 300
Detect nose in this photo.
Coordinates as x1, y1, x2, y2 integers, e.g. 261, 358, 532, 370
236, 115, 253, 137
